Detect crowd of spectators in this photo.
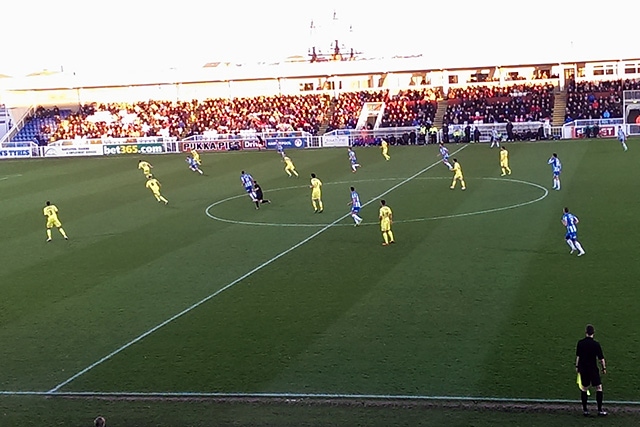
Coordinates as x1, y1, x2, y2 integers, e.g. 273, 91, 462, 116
326, 88, 443, 132
442, 83, 555, 125
22, 78, 640, 143
326, 90, 387, 131
379, 88, 442, 128
564, 79, 640, 122
46, 94, 331, 142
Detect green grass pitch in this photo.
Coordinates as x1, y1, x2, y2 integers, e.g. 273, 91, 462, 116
1, 139, 639, 426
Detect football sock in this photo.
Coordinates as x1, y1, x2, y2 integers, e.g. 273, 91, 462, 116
59, 228, 68, 238
312, 201, 318, 211
382, 232, 389, 244
286, 170, 291, 177
46, 229, 52, 239
293, 170, 299, 177
622, 142, 628, 151
461, 180, 466, 189
352, 214, 362, 224
159, 196, 168, 204
581, 391, 589, 411
318, 200, 323, 211
567, 240, 576, 251
501, 167, 506, 175
575, 241, 584, 253
596, 391, 603, 411
387, 231, 394, 242
451, 179, 456, 188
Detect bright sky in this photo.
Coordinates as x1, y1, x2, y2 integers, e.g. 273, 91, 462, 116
2, 0, 637, 76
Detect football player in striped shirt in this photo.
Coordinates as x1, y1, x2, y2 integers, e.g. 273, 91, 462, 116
347, 186, 363, 226
617, 126, 628, 151
548, 153, 562, 190
438, 143, 452, 169
186, 156, 203, 174
348, 148, 361, 173
562, 207, 585, 256
240, 171, 254, 198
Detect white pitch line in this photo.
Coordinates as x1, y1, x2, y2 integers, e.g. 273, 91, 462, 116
3, 390, 640, 406
205, 177, 548, 228
46, 145, 468, 394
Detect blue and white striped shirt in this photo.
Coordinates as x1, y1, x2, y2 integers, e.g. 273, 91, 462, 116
241, 173, 253, 189
351, 190, 361, 209
348, 150, 357, 163
618, 127, 626, 141
439, 145, 449, 159
562, 212, 578, 233
548, 157, 562, 173
186, 157, 198, 168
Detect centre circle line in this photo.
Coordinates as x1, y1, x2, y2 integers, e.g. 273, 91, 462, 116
204, 177, 548, 227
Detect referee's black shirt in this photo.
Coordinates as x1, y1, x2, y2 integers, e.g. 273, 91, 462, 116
576, 336, 604, 371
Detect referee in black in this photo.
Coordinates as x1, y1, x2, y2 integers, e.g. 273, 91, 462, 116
252, 181, 271, 209
575, 324, 607, 416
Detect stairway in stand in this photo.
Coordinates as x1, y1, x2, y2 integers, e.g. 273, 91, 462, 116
552, 87, 567, 126
433, 99, 449, 128
317, 98, 337, 135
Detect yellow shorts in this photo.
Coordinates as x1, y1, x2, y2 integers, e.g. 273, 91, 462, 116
46, 218, 61, 228
380, 219, 391, 232
500, 161, 509, 168
453, 173, 463, 180
312, 190, 321, 200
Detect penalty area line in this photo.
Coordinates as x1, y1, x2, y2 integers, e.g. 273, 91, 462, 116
45, 145, 468, 394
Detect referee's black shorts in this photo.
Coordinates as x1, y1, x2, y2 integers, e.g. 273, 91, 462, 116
580, 369, 602, 387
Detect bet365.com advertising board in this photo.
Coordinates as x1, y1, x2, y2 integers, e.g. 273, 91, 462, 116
103, 143, 165, 156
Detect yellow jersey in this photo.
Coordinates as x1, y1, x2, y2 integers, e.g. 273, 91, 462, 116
191, 150, 200, 161
284, 157, 294, 167
43, 205, 59, 221
382, 140, 388, 150
452, 162, 463, 175
500, 150, 508, 162
310, 177, 322, 190
379, 206, 393, 221
139, 161, 152, 171
146, 178, 161, 192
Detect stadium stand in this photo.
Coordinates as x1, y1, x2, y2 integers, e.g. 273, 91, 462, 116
326, 90, 387, 132
379, 88, 443, 128
564, 78, 640, 122
442, 83, 555, 125
31, 95, 332, 142
11, 78, 640, 143
12, 106, 72, 144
